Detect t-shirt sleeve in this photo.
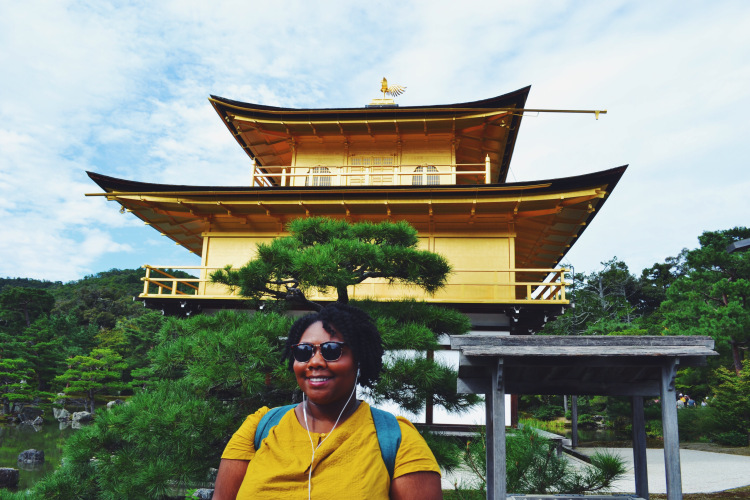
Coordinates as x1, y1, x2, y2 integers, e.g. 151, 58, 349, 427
392, 417, 441, 479
221, 406, 271, 461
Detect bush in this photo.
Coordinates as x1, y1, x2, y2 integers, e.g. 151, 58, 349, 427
457, 426, 626, 495
677, 406, 716, 442
713, 431, 749, 447
24, 379, 241, 499
532, 405, 564, 421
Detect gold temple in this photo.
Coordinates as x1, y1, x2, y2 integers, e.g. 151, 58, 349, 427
87, 85, 625, 333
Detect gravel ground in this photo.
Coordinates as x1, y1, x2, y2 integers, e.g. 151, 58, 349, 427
574, 447, 750, 494
440, 446, 750, 495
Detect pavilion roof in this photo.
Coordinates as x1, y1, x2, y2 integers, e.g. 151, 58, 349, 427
209, 87, 530, 184
452, 335, 717, 396
86, 165, 626, 269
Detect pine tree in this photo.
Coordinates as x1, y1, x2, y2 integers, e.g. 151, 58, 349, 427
212, 217, 478, 415
211, 217, 451, 309
55, 348, 128, 413
661, 227, 750, 374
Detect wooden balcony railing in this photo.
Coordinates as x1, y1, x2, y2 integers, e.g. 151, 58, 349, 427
250, 157, 494, 187
140, 266, 568, 304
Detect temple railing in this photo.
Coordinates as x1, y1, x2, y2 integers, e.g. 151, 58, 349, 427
250, 157, 494, 187
140, 266, 568, 304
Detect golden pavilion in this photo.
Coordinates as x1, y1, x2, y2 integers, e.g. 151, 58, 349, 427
87, 85, 625, 334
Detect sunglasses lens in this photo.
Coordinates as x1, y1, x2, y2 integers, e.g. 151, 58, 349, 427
292, 342, 344, 362
320, 342, 343, 361
293, 344, 314, 362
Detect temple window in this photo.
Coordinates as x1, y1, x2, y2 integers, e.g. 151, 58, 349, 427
306, 166, 331, 186
412, 165, 439, 185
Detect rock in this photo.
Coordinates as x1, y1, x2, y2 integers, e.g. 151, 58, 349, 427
192, 488, 214, 499
0, 468, 19, 487
107, 399, 125, 409
20, 406, 44, 422
18, 449, 45, 465
31, 416, 44, 426
54, 408, 71, 421
72, 411, 93, 423
54, 393, 66, 405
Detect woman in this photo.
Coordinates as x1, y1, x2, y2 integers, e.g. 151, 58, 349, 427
213, 303, 443, 499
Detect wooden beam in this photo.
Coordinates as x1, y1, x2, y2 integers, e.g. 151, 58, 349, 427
632, 396, 650, 499
487, 358, 506, 500
660, 360, 683, 500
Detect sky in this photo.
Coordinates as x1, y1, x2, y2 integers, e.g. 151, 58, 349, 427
1, 0, 748, 282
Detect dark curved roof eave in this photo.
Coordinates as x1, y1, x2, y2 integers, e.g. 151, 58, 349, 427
86, 165, 627, 197
209, 86, 531, 115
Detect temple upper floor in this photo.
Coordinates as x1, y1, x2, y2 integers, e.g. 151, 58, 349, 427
209, 86, 531, 187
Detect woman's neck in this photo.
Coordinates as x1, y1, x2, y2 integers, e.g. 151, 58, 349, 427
301, 397, 360, 433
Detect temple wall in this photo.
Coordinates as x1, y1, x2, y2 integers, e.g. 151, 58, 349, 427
199, 229, 514, 302
289, 139, 453, 187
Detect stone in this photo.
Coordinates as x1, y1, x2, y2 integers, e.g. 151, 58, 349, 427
192, 488, 214, 499
0, 468, 19, 487
72, 411, 93, 423
54, 408, 71, 421
106, 399, 125, 409
19, 406, 43, 423
31, 416, 44, 426
18, 449, 45, 465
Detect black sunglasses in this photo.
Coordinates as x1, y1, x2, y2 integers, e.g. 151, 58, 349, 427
291, 341, 346, 362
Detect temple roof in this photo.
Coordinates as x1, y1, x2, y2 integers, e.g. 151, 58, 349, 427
86, 165, 626, 270
209, 87, 530, 183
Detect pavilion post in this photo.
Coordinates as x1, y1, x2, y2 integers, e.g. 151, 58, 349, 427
571, 395, 578, 448
631, 396, 649, 499
660, 360, 682, 500
486, 358, 506, 500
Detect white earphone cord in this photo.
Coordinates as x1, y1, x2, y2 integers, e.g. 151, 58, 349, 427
303, 375, 358, 500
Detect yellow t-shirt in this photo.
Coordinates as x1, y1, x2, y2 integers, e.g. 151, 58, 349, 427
222, 402, 440, 499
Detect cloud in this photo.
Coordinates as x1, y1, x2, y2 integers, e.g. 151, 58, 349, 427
1, 0, 748, 280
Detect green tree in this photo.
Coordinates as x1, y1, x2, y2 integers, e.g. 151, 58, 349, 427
55, 348, 128, 413
0, 358, 35, 414
661, 227, 750, 374
212, 217, 477, 415
0, 287, 55, 330
541, 258, 643, 336
21, 317, 67, 391
21, 380, 239, 500
211, 217, 451, 309
709, 359, 750, 444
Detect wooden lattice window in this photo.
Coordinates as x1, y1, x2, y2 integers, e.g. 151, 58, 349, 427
412, 165, 439, 185
305, 166, 331, 186
349, 156, 395, 185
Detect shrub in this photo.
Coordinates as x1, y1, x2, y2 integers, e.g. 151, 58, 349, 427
24, 379, 240, 499
713, 431, 749, 447
532, 405, 564, 421
677, 406, 716, 442
458, 426, 626, 495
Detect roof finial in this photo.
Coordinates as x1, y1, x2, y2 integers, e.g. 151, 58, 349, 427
381, 77, 406, 99
369, 77, 406, 107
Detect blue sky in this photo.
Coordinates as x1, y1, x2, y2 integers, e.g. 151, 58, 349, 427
1, 1, 748, 281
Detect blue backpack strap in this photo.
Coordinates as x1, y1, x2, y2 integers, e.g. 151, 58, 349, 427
254, 404, 297, 450
370, 406, 402, 479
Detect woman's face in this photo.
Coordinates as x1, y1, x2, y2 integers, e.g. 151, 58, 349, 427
293, 321, 357, 407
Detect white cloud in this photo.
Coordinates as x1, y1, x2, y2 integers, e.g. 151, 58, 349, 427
0, 0, 748, 280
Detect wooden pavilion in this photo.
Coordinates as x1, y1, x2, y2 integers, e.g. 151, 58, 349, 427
453, 335, 718, 500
